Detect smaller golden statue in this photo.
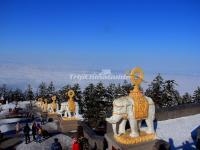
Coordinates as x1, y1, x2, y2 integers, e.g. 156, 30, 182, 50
51, 96, 57, 113
67, 90, 76, 113
61, 90, 82, 120
43, 99, 48, 112
38, 98, 43, 108
129, 67, 149, 120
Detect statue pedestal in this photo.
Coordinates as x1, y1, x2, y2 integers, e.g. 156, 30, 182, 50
48, 112, 60, 120
114, 130, 156, 144
105, 132, 160, 150
58, 117, 79, 133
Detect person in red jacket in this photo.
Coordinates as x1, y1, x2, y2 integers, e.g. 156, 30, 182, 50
72, 137, 80, 150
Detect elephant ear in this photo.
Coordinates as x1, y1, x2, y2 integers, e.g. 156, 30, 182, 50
145, 96, 154, 105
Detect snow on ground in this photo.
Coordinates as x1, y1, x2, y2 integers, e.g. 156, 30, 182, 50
0, 118, 30, 133
43, 122, 58, 132
0, 118, 28, 125
0, 124, 16, 133
0, 101, 31, 133
0, 103, 15, 115
0, 101, 30, 116
157, 113, 200, 149
0, 109, 9, 116
1, 101, 30, 110
1, 103, 16, 110
18, 101, 30, 108
16, 133, 72, 150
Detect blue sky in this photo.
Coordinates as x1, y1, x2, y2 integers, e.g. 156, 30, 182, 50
0, 0, 200, 92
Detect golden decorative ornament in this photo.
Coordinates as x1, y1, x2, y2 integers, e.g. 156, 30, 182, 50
68, 90, 75, 98
52, 96, 56, 101
51, 96, 57, 112
130, 67, 144, 86
129, 67, 149, 120
43, 99, 48, 112
67, 90, 76, 113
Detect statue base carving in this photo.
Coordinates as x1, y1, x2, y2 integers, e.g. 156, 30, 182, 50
105, 132, 168, 150
114, 130, 156, 144
62, 117, 80, 121
48, 112, 58, 115
48, 112, 60, 120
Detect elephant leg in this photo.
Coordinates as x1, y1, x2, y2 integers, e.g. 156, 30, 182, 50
118, 119, 127, 135
112, 124, 118, 136
75, 104, 79, 117
66, 107, 71, 117
129, 118, 139, 138
64, 111, 67, 117
145, 100, 155, 134
68, 111, 71, 117
145, 118, 155, 134
137, 120, 142, 132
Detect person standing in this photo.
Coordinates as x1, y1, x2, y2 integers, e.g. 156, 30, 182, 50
51, 138, 62, 150
32, 122, 37, 141
16, 122, 20, 135
36, 124, 42, 143
0, 130, 3, 140
197, 128, 200, 150
72, 137, 80, 150
23, 123, 30, 144
41, 116, 45, 125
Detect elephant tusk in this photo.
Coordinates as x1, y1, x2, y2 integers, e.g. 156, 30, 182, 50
113, 104, 126, 108
112, 112, 128, 115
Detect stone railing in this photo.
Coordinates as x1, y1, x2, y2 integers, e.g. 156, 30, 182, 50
156, 103, 200, 121
78, 122, 105, 150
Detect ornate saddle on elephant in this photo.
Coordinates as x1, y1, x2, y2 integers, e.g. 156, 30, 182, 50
129, 86, 149, 120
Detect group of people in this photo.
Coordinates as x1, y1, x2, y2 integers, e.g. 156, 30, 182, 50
14, 119, 64, 150
15, 121, 46, 144
23, 122, 45, 144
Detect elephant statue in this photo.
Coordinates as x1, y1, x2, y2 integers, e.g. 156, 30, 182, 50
58, 102, 67, 116
66, 101, 80, 118
48, 103, 59, 113
47, 103, 51, 112
59, 101, 82, 119
36, 98, 43, 108
106, 96, 155, 138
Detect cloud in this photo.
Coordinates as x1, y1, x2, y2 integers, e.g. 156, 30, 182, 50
0, 64, 200, 94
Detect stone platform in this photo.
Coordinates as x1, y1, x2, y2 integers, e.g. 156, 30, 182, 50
58, 117, 79, 133
47, 113, 60, 120
105, 132, 169, 150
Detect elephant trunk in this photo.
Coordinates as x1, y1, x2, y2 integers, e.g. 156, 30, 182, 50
106, 115, 123, 136
106, 114, 122, 124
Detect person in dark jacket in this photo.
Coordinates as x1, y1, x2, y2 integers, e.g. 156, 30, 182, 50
36, 125, 42, 143
0, 130, 3, 140
197, 129, 200, 150
51, 138, 62, 150
32, 122, 37, 141
23, 123, 30, 144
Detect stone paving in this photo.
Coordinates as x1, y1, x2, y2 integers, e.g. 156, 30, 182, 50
0, 136, 22, 150
0, 103, 73, 150
16, 133, 72, 150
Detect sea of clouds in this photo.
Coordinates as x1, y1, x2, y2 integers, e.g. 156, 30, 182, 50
0, 64, 200, 95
